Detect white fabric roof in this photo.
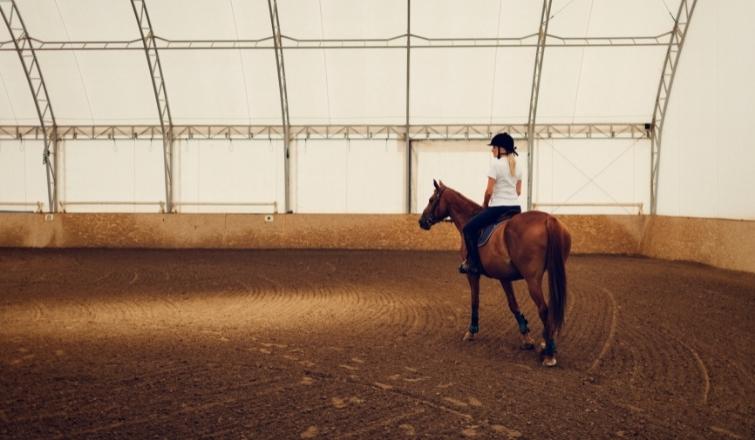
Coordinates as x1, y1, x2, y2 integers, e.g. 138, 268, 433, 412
1, 0, 682, 125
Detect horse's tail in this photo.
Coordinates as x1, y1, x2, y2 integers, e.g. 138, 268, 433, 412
545, 216, 569, 334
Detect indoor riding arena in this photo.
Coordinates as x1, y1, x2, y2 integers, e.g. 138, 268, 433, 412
1, 1, 754, 439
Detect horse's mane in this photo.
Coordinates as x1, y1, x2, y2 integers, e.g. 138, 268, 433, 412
444, 186, 484, 216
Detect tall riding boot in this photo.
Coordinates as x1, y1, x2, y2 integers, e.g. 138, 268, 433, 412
459, 232, 482, 275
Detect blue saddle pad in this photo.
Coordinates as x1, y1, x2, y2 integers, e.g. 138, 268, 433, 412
478, 221, 505, 247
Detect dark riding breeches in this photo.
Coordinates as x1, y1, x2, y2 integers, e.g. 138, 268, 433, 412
462, 205, 522, 266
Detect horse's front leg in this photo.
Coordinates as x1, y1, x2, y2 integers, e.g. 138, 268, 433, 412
463, 274, 481, 341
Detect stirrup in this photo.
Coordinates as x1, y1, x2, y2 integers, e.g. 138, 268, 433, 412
458, 260, 481, 275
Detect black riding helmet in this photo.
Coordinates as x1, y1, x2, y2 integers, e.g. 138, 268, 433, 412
488, 132, 518, 157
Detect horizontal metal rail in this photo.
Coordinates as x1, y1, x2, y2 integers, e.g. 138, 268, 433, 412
36, 200, 278, 214
0, 32, 674, 51
0, 123, 652, 141
174, 201, 277, 213
534, 202, 644, 214
59, 200, 166, 212
0, 201, 44, 212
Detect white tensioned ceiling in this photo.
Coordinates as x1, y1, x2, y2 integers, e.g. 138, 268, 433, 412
0, 0, 681, 128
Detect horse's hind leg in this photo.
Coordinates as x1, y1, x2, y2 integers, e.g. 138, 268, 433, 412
525, 276, 558, 367
500, 280, 535, 350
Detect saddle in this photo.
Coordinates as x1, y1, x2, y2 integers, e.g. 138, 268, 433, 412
477, 214, 516, 247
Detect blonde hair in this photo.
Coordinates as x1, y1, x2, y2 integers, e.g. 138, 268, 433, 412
494, 144, 517, 176
506, 154, 516, 177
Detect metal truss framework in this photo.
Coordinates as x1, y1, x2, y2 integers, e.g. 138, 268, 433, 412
0, 123, 651, 142
650, 0, 697, 214
0, 33, 675, 52
0, 3, 696, 215
267, 0, 291, 213
0, 0, 57, 213
526, 0, 553, 211
130, 0, 175, 213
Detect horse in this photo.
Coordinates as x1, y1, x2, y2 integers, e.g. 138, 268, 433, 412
418, 180, 571, 367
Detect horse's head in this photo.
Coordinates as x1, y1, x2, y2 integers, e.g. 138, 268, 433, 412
419, 179, 449, 230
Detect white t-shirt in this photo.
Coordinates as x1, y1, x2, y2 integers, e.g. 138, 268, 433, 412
487, 157, 523, 207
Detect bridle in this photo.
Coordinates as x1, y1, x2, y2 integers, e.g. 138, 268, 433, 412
426, 186, 447, 225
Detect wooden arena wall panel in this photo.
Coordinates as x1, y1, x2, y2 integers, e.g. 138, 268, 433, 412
0, 213, 641, 252
1, 213, 753, 273
0, 213, 460, 250
556, 215, 645, 255
640, 216, 755, 274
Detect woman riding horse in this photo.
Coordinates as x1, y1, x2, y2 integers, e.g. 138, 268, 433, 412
460, 132, 523, 275
418, 135, 571, 367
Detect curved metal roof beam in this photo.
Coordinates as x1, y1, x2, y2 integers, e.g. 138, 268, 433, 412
267, 0, 291, 213
130, 0, 174, 213
526, 0, 553, 211
650, 0, 698, 214
0, 0, 58, 212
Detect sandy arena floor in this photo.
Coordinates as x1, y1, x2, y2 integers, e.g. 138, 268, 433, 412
1, 249, 754, 439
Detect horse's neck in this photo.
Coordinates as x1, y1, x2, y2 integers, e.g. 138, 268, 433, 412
446, 191, 482, 233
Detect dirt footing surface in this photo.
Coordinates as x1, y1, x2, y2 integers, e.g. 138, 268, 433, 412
1, 249, 754, 439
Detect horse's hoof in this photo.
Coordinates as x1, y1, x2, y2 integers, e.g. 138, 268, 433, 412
463, 331, 476, 341
520, 334, 535, 350
542, 356, 558, 367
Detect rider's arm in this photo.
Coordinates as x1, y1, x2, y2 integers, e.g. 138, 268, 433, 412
483, 177, 495, 208
516, 180, 522, 196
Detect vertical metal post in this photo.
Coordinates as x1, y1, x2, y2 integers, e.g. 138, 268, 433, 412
0, 0, 58, 213
267, 0, 292, 213
52, 135, 59, 210
526, 0, 552, 211
405, 0, 412, 213
130, 0, 175, 212
650, 0, 697, 214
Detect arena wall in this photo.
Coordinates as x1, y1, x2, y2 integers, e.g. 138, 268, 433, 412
640, 216, 755, 274
0, 213, 752, 273
0, 213, 458, 251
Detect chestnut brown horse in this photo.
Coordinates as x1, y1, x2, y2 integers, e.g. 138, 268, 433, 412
418, 180, 571, 367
